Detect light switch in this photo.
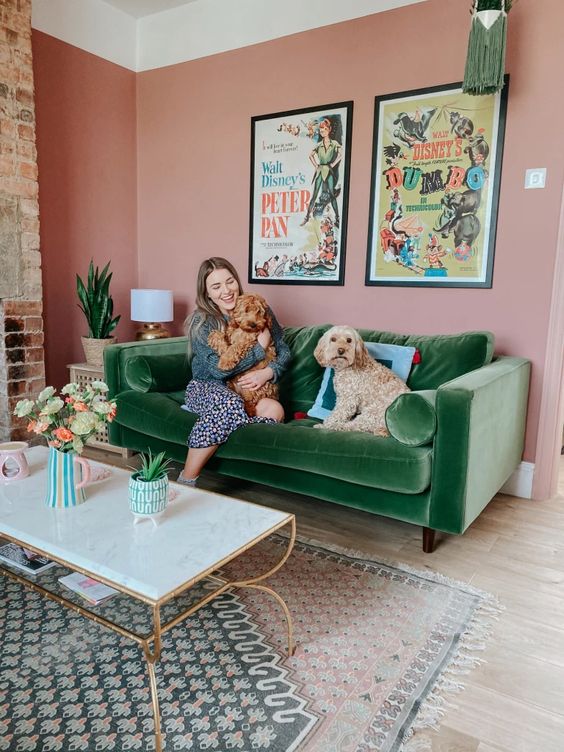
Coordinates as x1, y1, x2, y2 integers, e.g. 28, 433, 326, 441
525, 168, 547, 189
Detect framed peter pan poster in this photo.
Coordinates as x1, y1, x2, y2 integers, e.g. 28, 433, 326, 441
249, 101, 353, 285
366, 79, 509, 288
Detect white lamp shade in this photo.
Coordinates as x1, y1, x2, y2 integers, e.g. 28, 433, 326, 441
131, 289, 174, 323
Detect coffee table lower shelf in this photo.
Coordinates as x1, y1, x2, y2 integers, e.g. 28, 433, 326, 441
0, 517, 296, 752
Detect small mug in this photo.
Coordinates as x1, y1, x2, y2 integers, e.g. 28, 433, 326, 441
0, 442, 29, 483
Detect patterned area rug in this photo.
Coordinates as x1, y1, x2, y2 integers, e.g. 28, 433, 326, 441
0, 535, 500, 751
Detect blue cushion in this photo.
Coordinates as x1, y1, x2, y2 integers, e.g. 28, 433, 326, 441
364, 342, 416, 382
308, 342, 416, 420
307, 367, 337, 420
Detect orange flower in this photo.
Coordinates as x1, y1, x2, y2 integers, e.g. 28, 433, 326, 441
53, 427, 73, 442
27, 420, 37, 432
73, 401, 88, 412
65, 396, 75, 404
33, 421, 50, 434
48, 439, 61, 448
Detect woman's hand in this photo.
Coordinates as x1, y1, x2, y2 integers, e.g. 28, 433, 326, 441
237, 367, 274, 391
257, 328, 272, 349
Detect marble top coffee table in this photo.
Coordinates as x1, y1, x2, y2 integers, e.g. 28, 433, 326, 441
0, 445, 296, 752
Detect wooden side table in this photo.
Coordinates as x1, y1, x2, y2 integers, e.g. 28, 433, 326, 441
67, 363, 131, 458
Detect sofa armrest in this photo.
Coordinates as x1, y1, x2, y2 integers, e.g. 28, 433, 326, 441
104, 337, 191, 398
124, 354, 191, 393
105, 337, 191, 449
428, 356, 531, 534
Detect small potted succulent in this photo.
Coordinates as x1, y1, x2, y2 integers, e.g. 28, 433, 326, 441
77, 259, 121, 366
128, 450, 172, 519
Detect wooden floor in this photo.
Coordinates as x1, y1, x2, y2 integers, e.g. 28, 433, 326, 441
89, 447, 564, 752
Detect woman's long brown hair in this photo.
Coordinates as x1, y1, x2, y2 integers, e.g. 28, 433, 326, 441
185, 257, 243, 356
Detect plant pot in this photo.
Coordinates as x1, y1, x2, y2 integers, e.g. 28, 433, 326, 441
81, 336, 117, 367
128, 472, 169, 518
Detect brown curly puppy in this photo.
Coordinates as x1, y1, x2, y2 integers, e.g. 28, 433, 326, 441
313, 325, 410, 435
208, 293, 278, 416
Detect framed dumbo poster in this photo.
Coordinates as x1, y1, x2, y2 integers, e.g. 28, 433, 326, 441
366, 79, 508, 288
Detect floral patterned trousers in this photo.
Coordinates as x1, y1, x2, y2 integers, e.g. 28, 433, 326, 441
185, 380, 276, 449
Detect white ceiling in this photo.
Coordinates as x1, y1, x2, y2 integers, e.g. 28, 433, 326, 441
32, 0, 426, 71
101, 0, 197, 19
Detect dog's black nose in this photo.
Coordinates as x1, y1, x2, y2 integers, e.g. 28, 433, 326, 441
338, 347, 345, 355
249, 322, 256, 328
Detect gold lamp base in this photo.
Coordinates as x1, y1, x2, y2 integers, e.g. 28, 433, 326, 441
135, 323, 171, 341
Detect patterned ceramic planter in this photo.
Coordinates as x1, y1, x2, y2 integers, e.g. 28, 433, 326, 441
128, 472, 169, 517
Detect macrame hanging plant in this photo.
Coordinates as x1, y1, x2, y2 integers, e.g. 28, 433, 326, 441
463, 0, 515, 95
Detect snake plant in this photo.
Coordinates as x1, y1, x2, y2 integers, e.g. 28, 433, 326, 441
76, 260, 121, 339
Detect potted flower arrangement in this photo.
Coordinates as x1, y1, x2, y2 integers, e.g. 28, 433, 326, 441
14, 382, 117, 508
77, 259, 121, 366
129, 450, 172, 519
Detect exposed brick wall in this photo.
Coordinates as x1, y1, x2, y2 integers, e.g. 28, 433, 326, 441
0, 0, 44, 441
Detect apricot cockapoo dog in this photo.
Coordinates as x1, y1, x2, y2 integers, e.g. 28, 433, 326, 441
313, 325, 410, 435
208, 293, 278, 416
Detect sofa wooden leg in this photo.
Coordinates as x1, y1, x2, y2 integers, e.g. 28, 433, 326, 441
422, 527, 436, 553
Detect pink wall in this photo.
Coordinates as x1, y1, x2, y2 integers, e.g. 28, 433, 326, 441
32, 0, 563, 468
136, 0, 564, 464
33, 31, 138, 388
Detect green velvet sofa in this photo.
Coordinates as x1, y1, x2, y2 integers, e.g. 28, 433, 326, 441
105, 326, 530, 552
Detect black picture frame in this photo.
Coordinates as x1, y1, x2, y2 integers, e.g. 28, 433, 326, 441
249, 101, 353, 285
366, 78, 509, 288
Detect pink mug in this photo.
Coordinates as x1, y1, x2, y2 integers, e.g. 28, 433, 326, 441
0, 442, 30, 483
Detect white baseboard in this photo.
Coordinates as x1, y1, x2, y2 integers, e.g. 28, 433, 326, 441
500, 461, 534, 499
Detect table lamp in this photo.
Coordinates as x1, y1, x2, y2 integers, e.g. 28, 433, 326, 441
131, 289, 174, 341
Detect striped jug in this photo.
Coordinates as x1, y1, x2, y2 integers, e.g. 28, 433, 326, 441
45, 447, 91, 508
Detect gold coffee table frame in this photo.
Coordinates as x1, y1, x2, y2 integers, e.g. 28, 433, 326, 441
0, 515, 296, 752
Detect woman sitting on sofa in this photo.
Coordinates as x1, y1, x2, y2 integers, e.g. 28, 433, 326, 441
178, 256, 290, 485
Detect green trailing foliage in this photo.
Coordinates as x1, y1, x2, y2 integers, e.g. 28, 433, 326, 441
136, 450, 172, 482
463, 0, 512, 96
463, 12, 507, 95
76, 260, 121, 339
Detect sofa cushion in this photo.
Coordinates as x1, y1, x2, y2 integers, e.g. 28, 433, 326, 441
115, 390, 196, 445
278, 325, 331, 414
114, 391, 432, 495
365, 341, 417, 380
307, 367, 336, 420
219, 418, 433, 494
124, 354, 190, 393
357, 330, 494, 390
386, 390, 437, 446
307, 342, 417, 420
